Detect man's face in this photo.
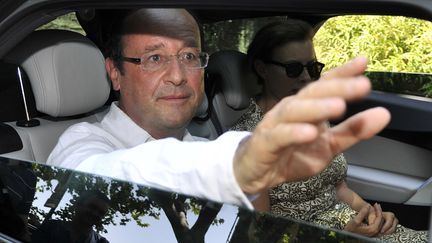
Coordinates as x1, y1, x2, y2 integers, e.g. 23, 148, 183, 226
109, 10, 204, 139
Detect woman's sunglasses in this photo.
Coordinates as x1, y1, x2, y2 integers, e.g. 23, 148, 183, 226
265, 60, 325, 80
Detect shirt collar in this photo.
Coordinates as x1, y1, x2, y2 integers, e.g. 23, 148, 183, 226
101, 102, 194, 148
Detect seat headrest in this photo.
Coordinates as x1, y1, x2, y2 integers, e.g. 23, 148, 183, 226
206, 50, 261, 110
5, 30, 110, 117
195, 94, 209, 119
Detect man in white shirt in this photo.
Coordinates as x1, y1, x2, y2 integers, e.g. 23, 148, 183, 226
47, 8, 390, 209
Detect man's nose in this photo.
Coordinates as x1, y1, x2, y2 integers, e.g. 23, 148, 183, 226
163, 57, 187, 86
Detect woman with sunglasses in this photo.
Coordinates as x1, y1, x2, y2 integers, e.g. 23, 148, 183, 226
231, 20, 427, 242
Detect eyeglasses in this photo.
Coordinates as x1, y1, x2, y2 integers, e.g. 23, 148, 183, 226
121, 51, 209, 71
265, 60, 325, 80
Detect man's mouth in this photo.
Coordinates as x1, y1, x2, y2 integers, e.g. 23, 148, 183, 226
158, 94, 190, 103
161, 94, 188, 99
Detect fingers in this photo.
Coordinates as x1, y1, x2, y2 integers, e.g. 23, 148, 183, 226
261, 57, 376, 136
353, 203, 371, 224
380, 212, 393, 233
361, 203, 383, 237
345, 204, 371, 234
311, 57, 369, 105
363, 203, 383, 237
320, 56, 368, 80
381, 212, 398, 235
265, 58, 372, 123
345, 204, 383, 237
261, 123, 319, 150
264, 97, 346, 127
387, 217, 398, 235
329, 107, 391, 154
297, 76, 371, 102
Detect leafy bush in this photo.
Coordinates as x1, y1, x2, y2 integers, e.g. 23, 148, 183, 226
314, 15, 432, 97
37, 13, 85, 35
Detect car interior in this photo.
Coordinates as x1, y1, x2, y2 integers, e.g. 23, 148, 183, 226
1, 29, 111, 162
0, 1, 430, 240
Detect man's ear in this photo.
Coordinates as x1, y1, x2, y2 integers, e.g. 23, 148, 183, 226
254, 59, 267, 80
106, 58, 121, 91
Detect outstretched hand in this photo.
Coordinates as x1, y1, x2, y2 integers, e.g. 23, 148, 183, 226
233, 57, 391, 194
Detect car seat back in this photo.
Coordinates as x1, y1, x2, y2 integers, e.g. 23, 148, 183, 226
206, 50, 261, 133
186, 89, 218, 139
1, 29, 111, 162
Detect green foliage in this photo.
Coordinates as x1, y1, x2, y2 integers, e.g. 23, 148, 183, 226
421, 81, 432, 97
365, 71, 432, 97
314, 15, 432, 97
314, 15, 432, 72
37, 13, 85, 35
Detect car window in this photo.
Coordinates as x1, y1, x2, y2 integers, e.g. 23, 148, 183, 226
37, 12, 85, 35
203, 15, 432, 99
314, 15, 432, 99
0, 157, 377, 243
203, 16, 288, 54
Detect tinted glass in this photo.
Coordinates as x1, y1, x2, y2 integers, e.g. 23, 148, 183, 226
0, 157, 378, 243
203, 15, 432, 100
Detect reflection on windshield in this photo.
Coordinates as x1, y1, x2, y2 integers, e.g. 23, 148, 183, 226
0, 157, 378, 243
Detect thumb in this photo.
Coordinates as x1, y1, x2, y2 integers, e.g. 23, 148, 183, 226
353, 204, 371, 225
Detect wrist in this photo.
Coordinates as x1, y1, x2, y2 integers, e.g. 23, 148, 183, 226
233, 135, 257, 194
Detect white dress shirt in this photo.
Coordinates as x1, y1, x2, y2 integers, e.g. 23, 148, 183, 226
47, 102, 253, 209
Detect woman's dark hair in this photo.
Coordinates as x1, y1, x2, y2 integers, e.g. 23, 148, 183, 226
247, 19, 314, 83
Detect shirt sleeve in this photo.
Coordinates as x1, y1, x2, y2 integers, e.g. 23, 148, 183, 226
48, 129, 254, 209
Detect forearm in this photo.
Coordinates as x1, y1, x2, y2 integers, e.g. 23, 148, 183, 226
336, 181, 368, 212
54, 131, 255, 209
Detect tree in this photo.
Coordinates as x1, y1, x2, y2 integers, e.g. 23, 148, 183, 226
30, 163, 223, 242
314, 15, 432, 97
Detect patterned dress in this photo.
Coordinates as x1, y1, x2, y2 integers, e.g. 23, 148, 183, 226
230, 98, 428, 243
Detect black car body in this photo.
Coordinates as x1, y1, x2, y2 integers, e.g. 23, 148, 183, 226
0, 0, 430, 242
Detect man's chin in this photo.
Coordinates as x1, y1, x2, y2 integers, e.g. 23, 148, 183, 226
162, 116, 192, 129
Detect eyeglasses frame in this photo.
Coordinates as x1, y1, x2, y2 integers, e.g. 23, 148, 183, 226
264, 59, 325, 80
120, 52, 210, 71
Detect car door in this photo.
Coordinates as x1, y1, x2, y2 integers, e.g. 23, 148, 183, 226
314, 15, 432, 229
0, 157, 380, 243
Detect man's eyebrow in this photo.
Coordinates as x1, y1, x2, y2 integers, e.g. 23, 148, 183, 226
143, 43, 165, 52
183, 38, 199, 49
141, 42, 199, 53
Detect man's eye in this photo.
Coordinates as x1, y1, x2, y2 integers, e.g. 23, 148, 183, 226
183, 52, 197, 60
148, 55, 161, 62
